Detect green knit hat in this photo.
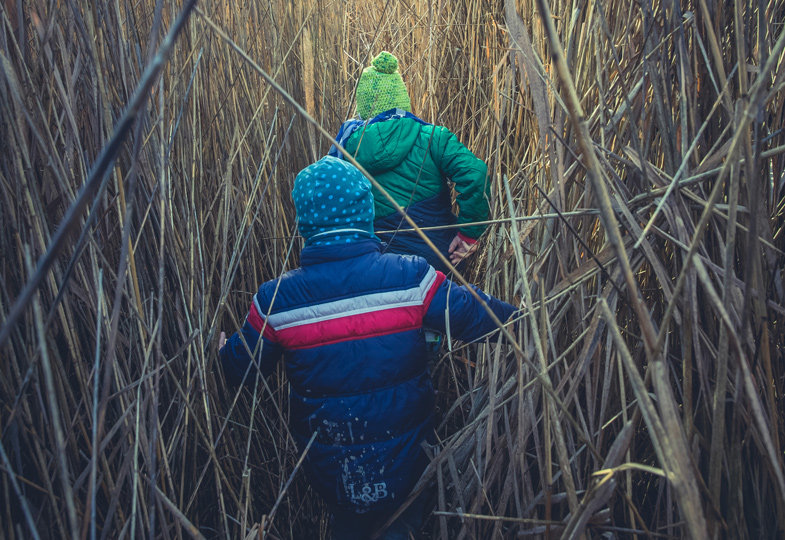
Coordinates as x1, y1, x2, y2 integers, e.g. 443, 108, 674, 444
355, 51, 411, 120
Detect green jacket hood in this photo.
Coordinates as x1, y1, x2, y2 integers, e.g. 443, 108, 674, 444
344, 118, 422, 173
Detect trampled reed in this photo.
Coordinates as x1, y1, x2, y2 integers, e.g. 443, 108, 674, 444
1, 0, 783, 538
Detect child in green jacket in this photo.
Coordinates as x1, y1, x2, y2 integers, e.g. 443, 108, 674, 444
329, 51, 489, 273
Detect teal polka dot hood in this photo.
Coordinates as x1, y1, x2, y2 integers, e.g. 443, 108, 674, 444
293, 156, 376, 246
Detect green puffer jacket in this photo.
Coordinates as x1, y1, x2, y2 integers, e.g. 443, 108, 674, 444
343, 117, 489, 239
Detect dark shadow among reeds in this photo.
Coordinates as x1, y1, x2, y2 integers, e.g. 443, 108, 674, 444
1, 0, 784, 538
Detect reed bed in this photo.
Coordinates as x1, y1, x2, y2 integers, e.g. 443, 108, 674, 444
1, 0, 784, 538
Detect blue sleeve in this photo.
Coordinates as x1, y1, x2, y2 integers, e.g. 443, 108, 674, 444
423, 278, 517, 342
218, 304, 282, 386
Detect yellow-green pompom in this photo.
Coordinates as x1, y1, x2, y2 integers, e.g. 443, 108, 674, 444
371, 51, 398, 74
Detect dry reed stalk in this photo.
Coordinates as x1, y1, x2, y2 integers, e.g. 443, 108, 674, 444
1, 0, 784, 538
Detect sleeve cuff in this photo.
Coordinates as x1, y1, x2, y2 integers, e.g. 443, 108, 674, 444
457, 231, 478, 244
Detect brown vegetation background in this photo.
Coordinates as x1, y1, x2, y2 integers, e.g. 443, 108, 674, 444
1, 0, 784, 538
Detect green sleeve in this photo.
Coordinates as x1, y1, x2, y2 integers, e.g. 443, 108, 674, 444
429, 126, 490, 239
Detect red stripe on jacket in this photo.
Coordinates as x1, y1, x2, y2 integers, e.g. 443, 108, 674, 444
252, 270, 446, 350
423, 271, 446, 309
276, 304, 423, 350
247, 301, 276, 341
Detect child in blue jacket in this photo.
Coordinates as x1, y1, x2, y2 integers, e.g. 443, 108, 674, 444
219, 156, 516, 539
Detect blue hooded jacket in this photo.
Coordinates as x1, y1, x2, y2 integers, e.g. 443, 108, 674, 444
219, 158, 516, 515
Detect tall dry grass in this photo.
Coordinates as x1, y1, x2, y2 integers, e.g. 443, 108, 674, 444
1, 0, 784, 538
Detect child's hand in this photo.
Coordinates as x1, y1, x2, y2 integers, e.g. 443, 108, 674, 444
448, 234, 478, 265
219, 331, 227, 350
